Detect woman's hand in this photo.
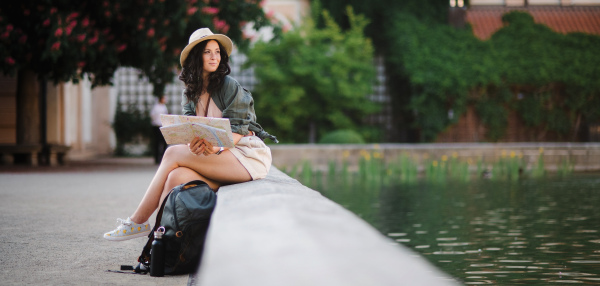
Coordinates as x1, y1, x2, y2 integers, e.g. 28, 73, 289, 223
188, 137, 205, 156
188, 137, 221, 156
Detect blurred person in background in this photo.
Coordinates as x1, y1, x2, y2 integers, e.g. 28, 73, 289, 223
150, 95, 168, 164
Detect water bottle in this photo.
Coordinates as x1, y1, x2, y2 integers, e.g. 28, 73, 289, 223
150, 227, 166, 277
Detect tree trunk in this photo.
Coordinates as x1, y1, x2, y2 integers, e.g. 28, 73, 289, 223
16, 69, 41, 145
572, 113, 582, 142
309, 121, 316, 143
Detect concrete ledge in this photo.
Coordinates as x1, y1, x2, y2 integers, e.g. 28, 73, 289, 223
190, 168, 459, 286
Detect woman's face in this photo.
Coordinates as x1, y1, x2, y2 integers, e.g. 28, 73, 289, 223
202, 40, 221, 77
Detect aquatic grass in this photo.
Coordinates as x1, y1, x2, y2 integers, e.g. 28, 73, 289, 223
557, 158, 574, 177
531, 148, 546, 178
282, 148, 561, 188
301, 160, 313, 187
398, 153, 418, 184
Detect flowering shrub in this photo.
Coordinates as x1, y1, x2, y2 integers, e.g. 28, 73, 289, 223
0, 0, 268, 95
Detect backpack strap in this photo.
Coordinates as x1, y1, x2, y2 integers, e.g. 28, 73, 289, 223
138, 188, 173, 265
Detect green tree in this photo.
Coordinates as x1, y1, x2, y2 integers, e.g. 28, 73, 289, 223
320, 0, 452, 142
244, 4, 378, 143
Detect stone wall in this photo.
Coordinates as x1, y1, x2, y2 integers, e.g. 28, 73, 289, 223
270, 143, 600, 173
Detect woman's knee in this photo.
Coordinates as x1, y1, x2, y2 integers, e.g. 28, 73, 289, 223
165, 167, 201, 189
162, 144, 188, 161
165, 167, 221, 190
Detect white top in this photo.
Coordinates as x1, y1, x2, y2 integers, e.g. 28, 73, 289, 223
196, 93, 223, 118
150, 102, 168, 126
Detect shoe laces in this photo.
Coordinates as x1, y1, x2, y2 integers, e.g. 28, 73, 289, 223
116, 218, 132, 227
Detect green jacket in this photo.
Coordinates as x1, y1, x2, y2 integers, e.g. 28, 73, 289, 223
181, 75, 278, 143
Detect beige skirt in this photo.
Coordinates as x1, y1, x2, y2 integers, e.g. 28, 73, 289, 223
229, 135, 272, 180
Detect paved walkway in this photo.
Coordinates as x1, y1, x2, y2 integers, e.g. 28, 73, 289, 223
0, 157, 188, 285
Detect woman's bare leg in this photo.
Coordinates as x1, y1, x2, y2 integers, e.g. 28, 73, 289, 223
129, 144, 251, 224
156, 166, 219, 210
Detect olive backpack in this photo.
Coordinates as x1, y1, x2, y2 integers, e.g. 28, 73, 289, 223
137, 180, 217, 275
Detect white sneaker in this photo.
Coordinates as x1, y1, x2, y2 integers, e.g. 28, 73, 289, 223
103, 217, 151, 241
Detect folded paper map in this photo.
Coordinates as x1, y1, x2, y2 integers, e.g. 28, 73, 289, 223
159, 114, 235, 148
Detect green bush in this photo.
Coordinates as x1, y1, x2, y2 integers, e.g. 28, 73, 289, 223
244, 2, 379, 143
112, 100, 152, 156
386, 11, 600, 141
319, 129, 365, 144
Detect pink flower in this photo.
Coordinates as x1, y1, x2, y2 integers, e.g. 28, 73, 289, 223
54, 28, 63, 37
50, 8, 57, 14
147, 28, 155, 37
51, 41, 61, 51
43, 19, 51, 26
117, 44, 127, 52
78, 61, 85, 68
67, 12, 79, 21
82, 18, 89, 27
212, 17, 229, 34
283, 24, 291, 33
5, 57, 15, 65
88, 35, 98, 45
76, 34, 86, 42
0, 32, 9, 40
105, 11, 111, 18
160, 44, 166, 51
137, 23, 144, 31
6, 24, 13, 32
65, 27, 73, 36
19, 35, 27, 44
187, 7, 198, 15
201, 7, 219, 15
266, 10, 275, 20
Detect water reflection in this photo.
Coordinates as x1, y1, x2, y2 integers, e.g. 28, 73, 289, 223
318, 173, 600, 285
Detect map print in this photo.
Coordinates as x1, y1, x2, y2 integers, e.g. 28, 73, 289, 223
159, 114, 235, 148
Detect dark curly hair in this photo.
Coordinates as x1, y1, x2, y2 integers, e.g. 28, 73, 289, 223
178, 39, 231, 106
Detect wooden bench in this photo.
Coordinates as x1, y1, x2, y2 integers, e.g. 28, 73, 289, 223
46, 144, 70, 166
0, 144, 43, 166
0, 144, 70, 166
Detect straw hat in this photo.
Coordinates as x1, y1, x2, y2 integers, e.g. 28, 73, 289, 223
180, 28, 233, 66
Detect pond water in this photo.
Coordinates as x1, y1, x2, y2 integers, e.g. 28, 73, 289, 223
317, 173, 600, 285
